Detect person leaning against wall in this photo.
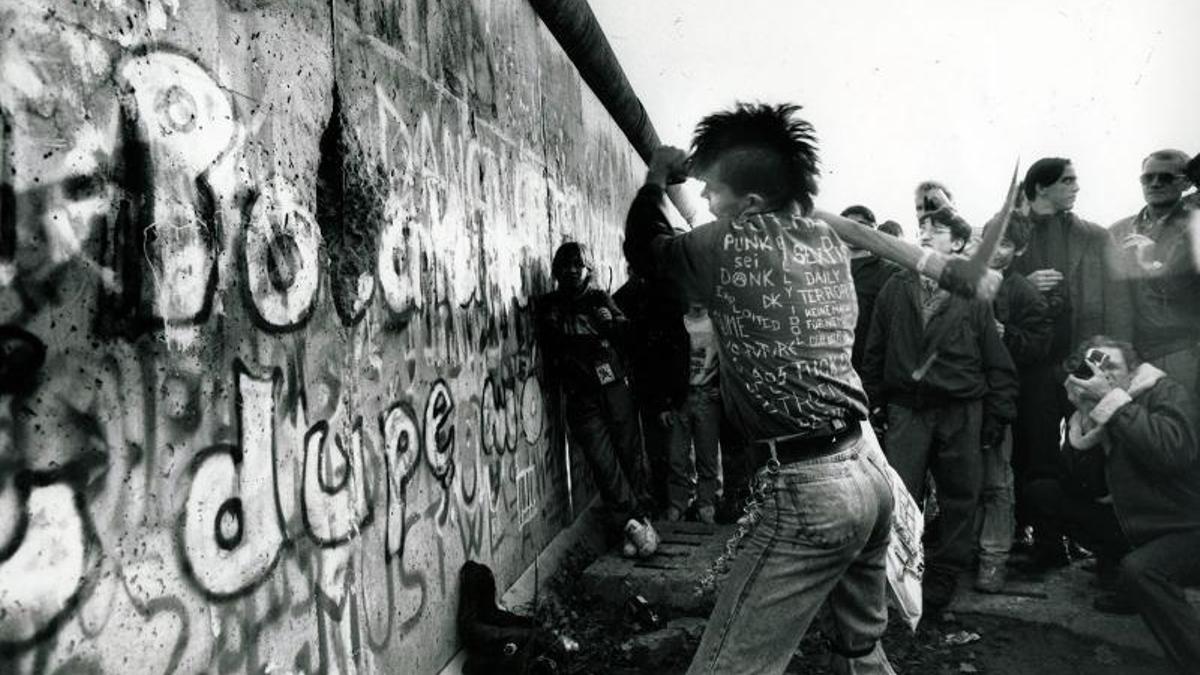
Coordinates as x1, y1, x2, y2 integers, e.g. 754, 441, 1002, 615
534, 243, 660, 559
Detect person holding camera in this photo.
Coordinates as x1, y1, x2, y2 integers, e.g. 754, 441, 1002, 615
535, 242, 660, 558
1057, 336, 1200, 674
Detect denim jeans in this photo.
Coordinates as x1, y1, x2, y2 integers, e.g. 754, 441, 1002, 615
668, 384, 723, 511
976, 427, 1014, 566
885, 400, 982, 577
565, 378, 653, 527
1119, 528, 1200, 674
687, 427, 896, 675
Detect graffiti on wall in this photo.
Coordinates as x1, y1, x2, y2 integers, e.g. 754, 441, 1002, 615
0, 0, 639, 671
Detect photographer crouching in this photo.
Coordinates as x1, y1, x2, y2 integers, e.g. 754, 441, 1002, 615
1052, 336, 1200, 673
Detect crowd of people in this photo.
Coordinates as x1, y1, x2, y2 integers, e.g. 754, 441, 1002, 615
534, 102, 1200, 674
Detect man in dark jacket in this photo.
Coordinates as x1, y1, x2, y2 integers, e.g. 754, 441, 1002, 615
1062, 336, 1200, 674
1011, 157, 1134, 570
613, 269, 689, 510
1109, 149, 1200, 398
975, 212, 1054, 592
863, 207, 1019, 609
844, 205, 903, 372
536, 242, 659, 557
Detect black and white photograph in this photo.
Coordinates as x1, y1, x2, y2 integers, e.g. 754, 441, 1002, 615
1, 0, 1198, 672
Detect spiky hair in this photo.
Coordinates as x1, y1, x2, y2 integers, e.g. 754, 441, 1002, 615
690, 103, 820, 213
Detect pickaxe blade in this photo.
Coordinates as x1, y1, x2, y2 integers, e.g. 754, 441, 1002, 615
968, 158, 1022, 277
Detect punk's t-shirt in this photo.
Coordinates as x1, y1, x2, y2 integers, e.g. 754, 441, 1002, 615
627, 185, 868, 441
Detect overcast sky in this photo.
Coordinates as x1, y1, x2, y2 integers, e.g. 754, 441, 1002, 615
590, 0, 1200, 236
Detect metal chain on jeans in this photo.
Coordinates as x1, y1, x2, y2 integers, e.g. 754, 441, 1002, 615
694, 456, 780, 596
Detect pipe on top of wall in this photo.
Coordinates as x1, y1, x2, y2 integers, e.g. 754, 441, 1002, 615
527, 0, 698, 225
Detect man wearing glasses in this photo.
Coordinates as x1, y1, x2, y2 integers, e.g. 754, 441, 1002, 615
1110, 149, 1200, 397
862, 202, 1018, 612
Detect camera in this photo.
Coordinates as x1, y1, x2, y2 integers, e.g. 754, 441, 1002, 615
1071, 348, 1110, 380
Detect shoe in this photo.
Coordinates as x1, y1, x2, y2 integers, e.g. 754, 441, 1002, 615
923, 571, 958, 611
624, 518, 659, 558
1092, 592, 1138, 616
975, 561, 1007, 594
622, 540, 637, 557
665, 506, 683, 522
697, 505, 716, 525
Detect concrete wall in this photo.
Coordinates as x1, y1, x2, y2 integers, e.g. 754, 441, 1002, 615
0, 0, 645, 672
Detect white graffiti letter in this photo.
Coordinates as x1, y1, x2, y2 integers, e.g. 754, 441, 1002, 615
242, 178, 321, 331
180, 361, 284, 598
302, 418, 372, 546
423, 380, 455, 487
380, 403, 420, 558
118, 51, 236, 325
377, 194, 426, 318
0, 482, 88, 646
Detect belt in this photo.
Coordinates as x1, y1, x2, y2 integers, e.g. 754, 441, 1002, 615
756, 424, 862, 467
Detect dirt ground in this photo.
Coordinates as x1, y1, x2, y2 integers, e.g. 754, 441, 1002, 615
532, 546, 1172, 675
